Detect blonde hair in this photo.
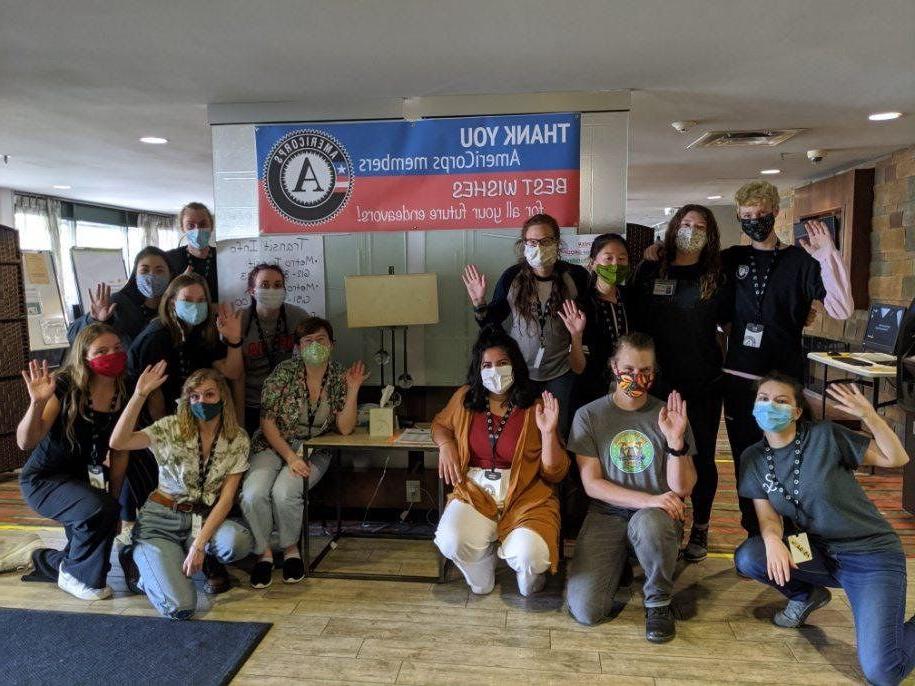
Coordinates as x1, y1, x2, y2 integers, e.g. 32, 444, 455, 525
56, 323, 126, 448
734, 181, 780, 211
158, 272, 217, 347
174, 368, 242, 442
177, 202, 215, 231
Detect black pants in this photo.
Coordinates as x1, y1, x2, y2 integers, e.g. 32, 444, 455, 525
21, 475, 119, 588
684, 382, 723, 527
120, 449, 158, 522
722, 374, 763, 535
651, 379, 723, 529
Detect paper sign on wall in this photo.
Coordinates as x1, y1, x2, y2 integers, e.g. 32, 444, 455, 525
216, 235, 326, 316
559, 233, 606, 267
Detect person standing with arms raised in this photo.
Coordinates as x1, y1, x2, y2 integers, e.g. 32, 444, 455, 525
462, 214, 589, 437
721, 181, 852, 535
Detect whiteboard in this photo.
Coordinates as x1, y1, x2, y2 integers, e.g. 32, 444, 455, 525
21, 251, 68, 351
71, 248, 129, 310
216, 235, 326, 316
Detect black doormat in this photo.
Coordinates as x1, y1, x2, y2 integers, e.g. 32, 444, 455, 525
0, 607, 271, 686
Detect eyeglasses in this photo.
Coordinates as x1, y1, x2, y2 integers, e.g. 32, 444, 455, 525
523, 237, 558, 248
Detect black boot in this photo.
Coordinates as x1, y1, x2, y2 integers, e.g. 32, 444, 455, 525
118, 544, 144, 595
645, 605, 676, 643
202, 555, 230, 595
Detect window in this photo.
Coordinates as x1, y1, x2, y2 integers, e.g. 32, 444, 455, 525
13, 210, 52, 251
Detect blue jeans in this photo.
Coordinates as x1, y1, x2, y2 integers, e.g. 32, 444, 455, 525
735, 536, 915, 686
133, 500, 253, 620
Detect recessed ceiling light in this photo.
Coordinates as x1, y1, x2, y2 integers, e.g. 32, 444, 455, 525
707, 195, 722, 200
760, 169, 781, 175
52, 185, 71, 190
868, 111, 902, 121
139, 136, 168, 144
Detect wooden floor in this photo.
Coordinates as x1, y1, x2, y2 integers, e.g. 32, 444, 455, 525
2, 527, 915, 685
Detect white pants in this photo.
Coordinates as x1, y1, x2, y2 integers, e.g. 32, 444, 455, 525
434, 499, 550, 596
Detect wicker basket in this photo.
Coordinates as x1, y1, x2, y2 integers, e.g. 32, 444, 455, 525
0, 378, 27, 435
0, 227, 20, 265
0, 264, 24, 320
0, 432, 25, 473
0, 322, 27, 378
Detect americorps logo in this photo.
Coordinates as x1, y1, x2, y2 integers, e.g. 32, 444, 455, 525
263, 129, 354, 226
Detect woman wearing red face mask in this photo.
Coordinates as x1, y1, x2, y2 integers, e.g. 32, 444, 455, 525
16, 323, 128, 600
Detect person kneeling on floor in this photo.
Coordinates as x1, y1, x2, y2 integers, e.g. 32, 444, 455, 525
110, 363, 253, 620
565, 332, 696, 643
432, 326, 569, 596
734, 373, 915, 686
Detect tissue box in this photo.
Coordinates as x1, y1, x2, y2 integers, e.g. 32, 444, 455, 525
369, 407, 396, 437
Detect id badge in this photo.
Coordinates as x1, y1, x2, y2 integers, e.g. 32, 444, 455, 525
787, 532, 813, 564
87, 465, 106, 491
190, 513, 203, 540
532, 346, 546, 369
484, 469, 501, 481
743, 323, 764, 348
652, 279, 677, 297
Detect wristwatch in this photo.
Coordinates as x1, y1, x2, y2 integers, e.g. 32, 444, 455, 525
667, 441, 690, 457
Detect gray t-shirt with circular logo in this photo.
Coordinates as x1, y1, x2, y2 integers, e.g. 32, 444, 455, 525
568, 394, 696, 516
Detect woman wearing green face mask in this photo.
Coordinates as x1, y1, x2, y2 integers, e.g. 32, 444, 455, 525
240, 316, 368, 588
630, 205, 730, 564
575, 233, 632, 405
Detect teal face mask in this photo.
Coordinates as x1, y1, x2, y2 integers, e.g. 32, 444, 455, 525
752, 401, 795, 432
301, 341, 331, 366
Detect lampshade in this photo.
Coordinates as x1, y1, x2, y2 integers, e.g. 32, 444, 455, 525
344, 273, 439, 328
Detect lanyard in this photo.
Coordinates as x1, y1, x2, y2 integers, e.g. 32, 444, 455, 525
302, 366, 330, 439
251, 306, 288, 368
485, 403, 514, 474
762, 428, 806, 519
195, 420, 222, 502
189, 250, 212, 284
88, 391, 119, 466
747, 242, 780, 316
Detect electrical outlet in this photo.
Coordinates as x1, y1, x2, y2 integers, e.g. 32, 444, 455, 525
406, 480, 421, 503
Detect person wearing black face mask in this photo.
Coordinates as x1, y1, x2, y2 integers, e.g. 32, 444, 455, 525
109, 365, 253, 619
67, 247, 172, 349
721, 181, 853, 536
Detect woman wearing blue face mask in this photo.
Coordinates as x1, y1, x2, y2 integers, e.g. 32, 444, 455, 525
122, 273, 243, 539
238, 264, 311, 433
67, 247, 172, 349
110, 364, 253, 618
164, 202, 219, 299
734, 372, 914, 686
240, 317, 368, 588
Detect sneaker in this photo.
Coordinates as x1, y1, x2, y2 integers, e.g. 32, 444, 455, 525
683, 526, 709, 563
202, 555, 230, 595
773, 586, 832, 628
57, 564, 112, 601
282, 555, 305, 584
645, 605, 676, 643
118, 545, 143, 595
250, 560, 274, 589
114, 523, 134, 549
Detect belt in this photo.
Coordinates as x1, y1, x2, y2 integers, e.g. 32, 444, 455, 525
148, 490, 209, 515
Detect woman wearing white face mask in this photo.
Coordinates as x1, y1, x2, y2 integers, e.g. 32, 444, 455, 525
631, 204, 731, 564
164, 202, 219, 299
67, 247, 173, 349
462, 214, 589, 438
433, 327, 569, 596
238, 264, 311, 433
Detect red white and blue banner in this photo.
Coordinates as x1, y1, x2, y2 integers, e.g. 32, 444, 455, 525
255, 113, 580, 233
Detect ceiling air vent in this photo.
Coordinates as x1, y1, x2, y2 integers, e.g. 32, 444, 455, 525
687, 129, 803, 149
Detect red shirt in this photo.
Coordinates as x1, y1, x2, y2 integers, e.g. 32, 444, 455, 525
468, 408, 525, 470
